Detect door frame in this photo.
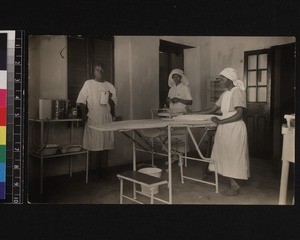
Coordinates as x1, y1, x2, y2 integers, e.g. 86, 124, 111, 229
243, 49, 272, 158
159, 40, 194, 108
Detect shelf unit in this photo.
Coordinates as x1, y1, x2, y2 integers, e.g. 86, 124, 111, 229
207, 78, 222, 104
29, 118, 89, 194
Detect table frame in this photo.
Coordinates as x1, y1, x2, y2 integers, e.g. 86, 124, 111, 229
91, 119, 218, 204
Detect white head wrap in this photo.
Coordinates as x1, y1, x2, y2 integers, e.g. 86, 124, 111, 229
168, 69, 189, 87
219, 68, 245, 91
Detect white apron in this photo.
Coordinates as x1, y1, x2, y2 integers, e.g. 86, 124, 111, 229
81, 82, 115, 151
209, 89, 250, 179
83, 110, 114, 151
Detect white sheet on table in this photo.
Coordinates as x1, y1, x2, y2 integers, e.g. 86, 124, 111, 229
172, 114, 218, 121
90, 118, 216, 133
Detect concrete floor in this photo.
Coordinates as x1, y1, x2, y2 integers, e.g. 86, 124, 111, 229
28, 155, 295, 205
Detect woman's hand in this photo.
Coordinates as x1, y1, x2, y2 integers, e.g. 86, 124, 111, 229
211, 116, 222, 124
82, 115, 88, 124
108, 91, 113, 99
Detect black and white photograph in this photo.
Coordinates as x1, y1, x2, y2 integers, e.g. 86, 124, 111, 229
28, 35, 295, 205
1, 0, 300, 238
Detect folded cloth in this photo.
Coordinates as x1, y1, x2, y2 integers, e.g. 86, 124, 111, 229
173, 114, 218, 121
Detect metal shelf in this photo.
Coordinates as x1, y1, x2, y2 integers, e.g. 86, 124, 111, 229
29, 118, 82, 122
30, 150, 88, 159
29, 118, 89, 194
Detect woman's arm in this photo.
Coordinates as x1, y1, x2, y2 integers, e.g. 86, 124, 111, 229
166, 97, 171, 104
171, 97, 192, 105
79, 103, 88, 123
211, 106, 244, 124
108, 91, 115, 117
194, 104, 220, 114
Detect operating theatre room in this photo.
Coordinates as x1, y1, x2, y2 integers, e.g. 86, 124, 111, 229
27, 35, 295, 205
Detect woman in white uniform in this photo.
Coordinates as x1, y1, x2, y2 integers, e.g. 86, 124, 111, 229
166, 69, 193, 165
77, 63, 117, 182
201, 68, 249, 196
166, 69, 193, 114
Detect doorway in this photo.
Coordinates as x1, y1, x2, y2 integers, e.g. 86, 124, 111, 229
159, 40, 194, 108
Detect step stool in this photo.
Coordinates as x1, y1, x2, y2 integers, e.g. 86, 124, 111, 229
117, 171, 169, 204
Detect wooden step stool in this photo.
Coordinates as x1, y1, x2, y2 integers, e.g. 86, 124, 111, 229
117, 171, 169, 204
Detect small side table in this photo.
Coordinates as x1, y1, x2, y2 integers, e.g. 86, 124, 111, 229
279, 114, 295, 205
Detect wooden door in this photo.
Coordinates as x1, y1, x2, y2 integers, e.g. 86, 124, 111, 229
244, 49, 272, 158
271, 43, 295, 161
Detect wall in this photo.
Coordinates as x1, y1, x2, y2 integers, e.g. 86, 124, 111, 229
28, 36, 41, 118
39, 35, 68, 100
209, 36, 295, 84
114, 36, 160, 120
28, 36, 86, 178
111, 36, 160, 166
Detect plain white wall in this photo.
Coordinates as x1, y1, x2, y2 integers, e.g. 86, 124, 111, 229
114, 36, 159, 120
111, 36, 160, 166
28, 36, 41, 119
39, 35, 68, 100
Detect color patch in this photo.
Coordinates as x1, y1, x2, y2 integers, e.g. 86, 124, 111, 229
0, 34, 7, 70
0, 127, 5, 145
0, 182, 5, 199
0, 89, 6, 108
0, 145, 5, 163
0, 108, 6, 125
0, 71, 7, 89
0, 163, 5, 182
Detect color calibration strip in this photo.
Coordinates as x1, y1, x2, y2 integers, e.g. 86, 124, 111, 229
0, 30, 24, 204
0, 33, 7, 200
